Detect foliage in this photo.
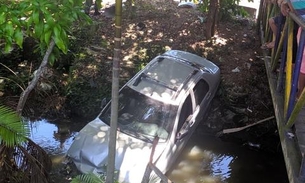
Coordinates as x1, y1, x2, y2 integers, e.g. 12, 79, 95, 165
0, 105, 52, 183
197, 0, 210, 13
71, 173, 106, 183
0, 62, 27, 96
85, 0, 102, 14
0, 105, 28, 147
0, 137, 52, 183
219, 0, 251, 20
66, 55, 112, 119
198, 0, 254, 20
71, 172, 121, 183
0, 0, 92, 64
0, 0, 92, 116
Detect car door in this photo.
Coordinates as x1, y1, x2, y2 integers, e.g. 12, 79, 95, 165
165, 79, 211, 170
167, 89, 196, 166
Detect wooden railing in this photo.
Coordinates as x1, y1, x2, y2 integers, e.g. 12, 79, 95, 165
259, 0, 305, 129
258, 1, 305, 182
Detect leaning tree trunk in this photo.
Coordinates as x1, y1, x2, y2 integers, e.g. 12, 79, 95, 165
105, 0, 122, 182
16, 40, 55, 116
206, 0, 219, 40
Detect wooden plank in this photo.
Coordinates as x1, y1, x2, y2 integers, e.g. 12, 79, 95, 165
263, 52, 302, 183
260, 19, 303, 182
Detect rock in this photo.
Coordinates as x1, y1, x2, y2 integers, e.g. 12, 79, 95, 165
177, 2, 197, 9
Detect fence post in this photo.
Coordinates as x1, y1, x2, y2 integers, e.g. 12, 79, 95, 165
287, 29, 305, 120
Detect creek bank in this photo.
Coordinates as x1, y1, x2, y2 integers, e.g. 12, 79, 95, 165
24, 0, 277, 153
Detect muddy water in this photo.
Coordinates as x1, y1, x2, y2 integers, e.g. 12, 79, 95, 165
29, 118, 288, 183
166, 133, 288, 183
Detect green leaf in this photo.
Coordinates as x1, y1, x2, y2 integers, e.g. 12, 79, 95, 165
45, 16, 55, 30
4, 43, 12, 53
49, 53, 55, 66
54, 36, 67, 53
44, 3, 54, 9
61, 29, 68, 40
32, 10, 40, 25
44, 30, 52, 44
5, 23, 14, 36
14, 28, 24, 48
0, 105, 29, 147
12, 16, 20, 26
53, 25, 61, 38
0, 12, 5, 24
71, 173, 105, 183
34, 22, 43, 37
26, 16, 33, 29
69, 0, 74, 6
0, 4, 7, 11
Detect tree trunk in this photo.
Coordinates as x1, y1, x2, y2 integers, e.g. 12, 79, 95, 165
105, 0, 122, 182
206, 0, 219, 39
16, 40, 55, 116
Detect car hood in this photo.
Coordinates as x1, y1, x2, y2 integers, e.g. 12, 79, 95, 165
67, 118, 166, 183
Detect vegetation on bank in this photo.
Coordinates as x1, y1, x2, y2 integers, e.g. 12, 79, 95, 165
0, 0, 253, 119
0, 105, 51, 182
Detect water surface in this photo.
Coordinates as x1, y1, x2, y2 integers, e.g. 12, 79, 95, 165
28, 119, 288, 183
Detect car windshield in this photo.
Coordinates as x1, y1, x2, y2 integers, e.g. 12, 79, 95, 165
100, 86, 177, 143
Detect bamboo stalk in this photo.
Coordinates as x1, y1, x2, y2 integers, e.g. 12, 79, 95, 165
284, 17, 294, 116
286, 90, 305, 128
272, 21, 287, 71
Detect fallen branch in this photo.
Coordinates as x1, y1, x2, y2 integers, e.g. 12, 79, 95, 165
16, 40, 55, 115
220, 116, 275, 135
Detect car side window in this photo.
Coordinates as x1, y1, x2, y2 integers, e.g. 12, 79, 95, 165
193, 79, 209, 106
177, 94, 192, 132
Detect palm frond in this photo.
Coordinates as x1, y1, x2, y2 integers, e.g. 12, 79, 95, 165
0, 105, 29, 147
0, 138, 52, 183
71, 172, 105, 183
17, 138, 52, 183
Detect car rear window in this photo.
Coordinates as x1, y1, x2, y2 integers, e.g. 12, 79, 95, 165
129, 56, 197, 102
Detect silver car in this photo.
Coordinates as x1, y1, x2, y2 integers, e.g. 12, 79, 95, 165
67, 50, 220, 182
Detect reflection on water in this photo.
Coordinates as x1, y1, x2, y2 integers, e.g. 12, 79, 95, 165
167, 133, 288, 183
29, 119, 83, 155
211, 154, 234, 180
28, 119, 288, 183
168, 145, 233, 183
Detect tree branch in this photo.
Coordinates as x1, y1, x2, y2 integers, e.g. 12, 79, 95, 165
16, 40, 55, 116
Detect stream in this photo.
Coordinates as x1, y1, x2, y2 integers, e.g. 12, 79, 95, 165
29, 117, 288, 183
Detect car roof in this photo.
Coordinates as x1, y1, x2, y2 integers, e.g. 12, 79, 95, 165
127, 51, 212, 104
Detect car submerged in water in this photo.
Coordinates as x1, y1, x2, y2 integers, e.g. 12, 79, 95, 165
67, 50, 220, 182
